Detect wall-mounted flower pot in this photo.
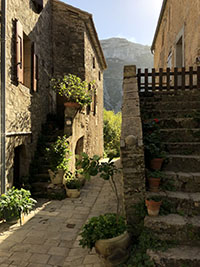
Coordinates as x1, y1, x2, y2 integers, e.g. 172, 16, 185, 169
95, 231, 131, 266
64, 102, 81, 109
145, 199, 162, 216
150, 158, 164, 170
66, 188, 80, 198
148, 177, 161, 192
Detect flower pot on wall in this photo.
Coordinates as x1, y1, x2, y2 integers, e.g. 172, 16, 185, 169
145, 199, 162, 216
150, 158, 164, 170
148, 177, 161, 192
95, 231, 131, 267
64, 102, 81, 109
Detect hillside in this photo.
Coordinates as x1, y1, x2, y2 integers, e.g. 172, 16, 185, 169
100, 38, 154, 112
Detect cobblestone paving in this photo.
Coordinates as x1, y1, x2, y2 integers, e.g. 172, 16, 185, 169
0, 175, 117, 267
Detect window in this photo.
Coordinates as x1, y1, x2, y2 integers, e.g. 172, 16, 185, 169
93, 57, 95, 69
32, 0, 43, 13
98, 71, 101, 81
16, 20, 38, 91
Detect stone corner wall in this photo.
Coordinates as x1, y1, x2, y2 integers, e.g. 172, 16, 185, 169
120, 65, 145, 224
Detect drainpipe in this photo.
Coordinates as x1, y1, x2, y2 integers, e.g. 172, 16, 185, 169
1, 0, 6, 194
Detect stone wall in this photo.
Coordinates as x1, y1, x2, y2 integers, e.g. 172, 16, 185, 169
52, 1, 104, 170
120, 65, 145, 224
153, 0, 200, 69
5, 0, 53, 188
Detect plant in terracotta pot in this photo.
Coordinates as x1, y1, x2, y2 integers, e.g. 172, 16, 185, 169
0, 187, 37, 225
64, 171, 81, 198
147, 170, 165, 192
145, 196, 162, 217
50, 74, 95, 108
77, 154, 131, 266
46, 135, 71, 185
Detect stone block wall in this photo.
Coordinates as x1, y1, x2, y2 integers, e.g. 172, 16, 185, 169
153, 0, 200, 69
5, 0, 53, 188
120, 65, 145, 224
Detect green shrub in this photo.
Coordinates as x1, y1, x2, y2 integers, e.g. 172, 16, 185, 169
103, 109, 121, 157
79, 213, 127, 249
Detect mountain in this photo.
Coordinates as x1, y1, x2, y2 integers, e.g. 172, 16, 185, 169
100, 38, 154, 113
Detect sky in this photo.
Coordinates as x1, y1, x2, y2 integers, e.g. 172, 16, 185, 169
63, 0, 163, 46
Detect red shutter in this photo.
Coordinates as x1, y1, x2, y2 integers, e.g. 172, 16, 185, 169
16, 20, 23, 83
31, 43, 38, 92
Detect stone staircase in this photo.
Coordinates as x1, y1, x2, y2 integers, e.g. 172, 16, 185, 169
29, 115, 66, 199
140, 90, 200, 266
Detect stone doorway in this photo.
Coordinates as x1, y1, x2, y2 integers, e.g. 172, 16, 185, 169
13, 144, 27, 188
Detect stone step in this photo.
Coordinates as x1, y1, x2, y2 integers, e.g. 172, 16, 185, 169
142, 109, 198, 119
141, 100, 200, 110
162, 171, 200, 192
163, 154, 200, 172
33, 173, 50, 182
158, 118, 200, 129
164, 142, 200, 155
160, 128, 200, 142
31, 181, 50, 193
144, 214, 200, 244
147, 245, 200, 267
146, 191, 200, 216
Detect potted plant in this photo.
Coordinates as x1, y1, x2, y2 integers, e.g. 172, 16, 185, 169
46, 135, 71, 185
50, 74, 95, 108
145, 196, 162, 216
0, 187, 37, 225
149, 150, 166, 170
147, 170, 165, 192
65, 171, 81, 198
77, 154, 131, 266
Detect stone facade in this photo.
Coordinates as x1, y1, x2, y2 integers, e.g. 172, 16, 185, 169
5, 0, 52, 188
152, 0, 200, 69
120, 65, 145, 224
2, 0, 106, 191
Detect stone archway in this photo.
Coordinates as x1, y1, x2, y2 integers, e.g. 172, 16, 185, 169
75, 136, 84, 168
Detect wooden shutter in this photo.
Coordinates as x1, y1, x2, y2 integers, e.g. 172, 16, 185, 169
16, 20, 23, 83
31, 43, 38, 92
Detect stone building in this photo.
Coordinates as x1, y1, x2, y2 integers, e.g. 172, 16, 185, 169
151, 0, 200, 69
0, 0, 106, 193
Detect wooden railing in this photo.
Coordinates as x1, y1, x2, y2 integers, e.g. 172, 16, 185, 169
137, 66, 200, 94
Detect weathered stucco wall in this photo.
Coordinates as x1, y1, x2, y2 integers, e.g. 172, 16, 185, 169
120, 65, 145, 224
5, 0, 53, 188
153, 0, 200, 69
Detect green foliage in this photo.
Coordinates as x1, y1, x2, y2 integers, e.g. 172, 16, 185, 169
65, 171, 81, 189
147, 170, 165, 179
51, 74, 94, 107
79, 213, 127, 249
46, 135, 71, 173
76, 153, 100, 180
103, 109, 121, 157
0, 187, 37, 222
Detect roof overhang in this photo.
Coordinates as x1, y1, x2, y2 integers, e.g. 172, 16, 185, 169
151, 0, 167, 53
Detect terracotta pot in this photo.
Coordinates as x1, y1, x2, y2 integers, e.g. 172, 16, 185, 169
64, 102, 81, 108
150, 158, 164, 170
66, 188, 80, 198
95, 231, 131, 267
145, 199, 162, 216
48, 169, 64, 185
148, 177, 161, 192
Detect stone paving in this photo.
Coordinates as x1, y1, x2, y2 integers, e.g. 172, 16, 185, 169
0, 175, 117, 267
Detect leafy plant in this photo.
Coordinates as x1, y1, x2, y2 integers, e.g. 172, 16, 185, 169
0, 187, 37, 223
65, 171, 81, 189
51, 74, 95, 107
46, 135, 71, 173
79, 213, 126, 250
147, 170, 165, 179
76, 153, 100, 180
146, 196, 162, 202
103, 109, 121, 157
